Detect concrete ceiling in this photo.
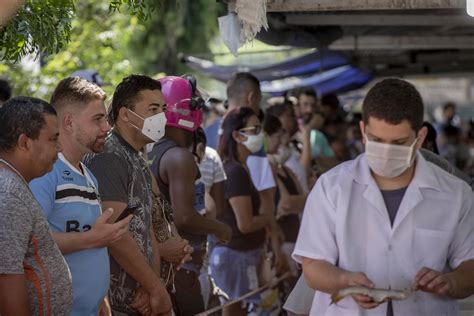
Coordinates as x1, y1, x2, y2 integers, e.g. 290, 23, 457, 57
224, 0, 474, 76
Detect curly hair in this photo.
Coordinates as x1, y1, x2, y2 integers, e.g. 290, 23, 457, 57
0, 96, 56, 152
362, 78, 424, 132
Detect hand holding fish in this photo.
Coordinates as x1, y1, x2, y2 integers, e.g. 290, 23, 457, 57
414, 267, 454, 296
345, 272, 383, 309
332, 272, 412, 309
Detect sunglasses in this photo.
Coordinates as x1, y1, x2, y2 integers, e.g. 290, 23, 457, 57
239, 125, 262, 135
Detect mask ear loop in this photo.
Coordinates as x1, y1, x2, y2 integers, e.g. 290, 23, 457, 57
408, 136, 419, 164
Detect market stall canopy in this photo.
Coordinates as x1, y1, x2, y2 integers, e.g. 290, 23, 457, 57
182, 50, 373, 96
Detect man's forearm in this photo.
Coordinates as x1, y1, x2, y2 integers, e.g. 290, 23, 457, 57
0, 274, 31, 316
446, 260, 474, 299
302, 258, 349, 293
109, 232, 161, 291
150, 234, 161, 276
53, 232, 95, 255
175, 209, 224, 236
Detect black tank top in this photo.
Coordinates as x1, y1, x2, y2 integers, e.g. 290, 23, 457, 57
148, 138, 206, 270
149, 139, 177, 203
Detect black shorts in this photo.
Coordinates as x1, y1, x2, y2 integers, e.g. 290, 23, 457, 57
171, 268, 205, 315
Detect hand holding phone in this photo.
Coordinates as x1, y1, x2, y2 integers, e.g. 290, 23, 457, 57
115, 206, 139, 223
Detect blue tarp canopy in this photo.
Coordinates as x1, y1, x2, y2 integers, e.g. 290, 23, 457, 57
182, 50, 373, 96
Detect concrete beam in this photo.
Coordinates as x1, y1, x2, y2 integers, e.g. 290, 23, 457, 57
267, 0, 464, 12
330, 36, 474, 50
285, 13, 474, 26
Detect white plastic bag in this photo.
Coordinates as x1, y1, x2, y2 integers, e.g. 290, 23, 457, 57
218, 12, 242, 56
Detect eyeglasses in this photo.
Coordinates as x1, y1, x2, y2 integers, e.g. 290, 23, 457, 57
239, 125, 262, 135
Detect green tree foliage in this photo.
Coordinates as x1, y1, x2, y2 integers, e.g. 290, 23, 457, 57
129, 0, 226, 75
0, 0, 225, 98
0, 0, 75, 62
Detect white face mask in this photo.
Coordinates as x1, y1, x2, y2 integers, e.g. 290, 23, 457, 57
364, 134, 419, 178
128, 110, 167, 143
241, 132, 264, 154
273, 146, 292, 165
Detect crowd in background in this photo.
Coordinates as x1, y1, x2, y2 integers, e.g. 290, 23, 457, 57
0, 70, 473, 316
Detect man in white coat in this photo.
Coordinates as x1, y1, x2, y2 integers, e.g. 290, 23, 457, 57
293, 78, 474, 315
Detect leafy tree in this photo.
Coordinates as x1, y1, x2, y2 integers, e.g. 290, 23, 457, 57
0, 0, 162, 62
129, 0, 226, 75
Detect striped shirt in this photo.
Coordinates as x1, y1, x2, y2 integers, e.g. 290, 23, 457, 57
30, 153, 109, 316
199, 147, 227, 189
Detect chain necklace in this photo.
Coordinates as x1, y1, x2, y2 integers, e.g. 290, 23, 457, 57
0, 158, 29, 188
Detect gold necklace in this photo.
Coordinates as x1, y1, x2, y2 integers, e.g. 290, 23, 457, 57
0, 158, 29, 187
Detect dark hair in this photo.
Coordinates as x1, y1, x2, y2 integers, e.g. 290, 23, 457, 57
51, 77, 106, 111
0, 96, 56, 152
422, 121, 439, 154
218, 107, 256, 162
110, 75, 161, 125
267, 101, 291, 118
443, 102, 456, 112
226, 72, 260, 102
195, 126, 207, 147
264, 114, 282, 136
297, 87, 317, 99
321, 93, 340, 109
0, 79, 12, 103
362, 78, 424, 132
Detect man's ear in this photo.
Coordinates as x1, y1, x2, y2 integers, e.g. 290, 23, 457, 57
63, 112, 73, 132
118, 107, 130, 123
196, 142, 205, 154
417, 126, 428, 149
17, 133, 31, 153
359, 120, 366, 144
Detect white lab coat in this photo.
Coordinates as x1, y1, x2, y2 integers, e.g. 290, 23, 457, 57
293, 152, 474, 316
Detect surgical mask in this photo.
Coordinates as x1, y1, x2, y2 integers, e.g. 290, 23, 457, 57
364, 134, 418, 178
128, 110, 167, 142
241, 132, 264, 154
273, 146, 292, 165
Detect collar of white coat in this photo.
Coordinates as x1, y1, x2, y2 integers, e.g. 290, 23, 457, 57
353, 151, 442, 192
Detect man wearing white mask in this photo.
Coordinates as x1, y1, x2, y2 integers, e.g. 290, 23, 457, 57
85, 75, 171, 316
293, 78, 474, 316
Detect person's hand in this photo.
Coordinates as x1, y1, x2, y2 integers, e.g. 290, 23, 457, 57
276, 196, 292, 219
148, 282, 172, 315
414, 267, 454, 296
159, 237, 193, 265
130, 287, 151, 315
345, 272, 381, 310
88, 208, 132, 248
98, 296, 111, 316
274, 251, 289, 276
214, 222, 232, 244
176, 242, 193, 271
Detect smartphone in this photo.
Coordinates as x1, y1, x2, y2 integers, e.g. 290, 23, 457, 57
114, 206, 139, 223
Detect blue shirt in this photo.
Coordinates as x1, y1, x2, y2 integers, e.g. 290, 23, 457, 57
204, 118, 222, 150
30, 153, 109, 316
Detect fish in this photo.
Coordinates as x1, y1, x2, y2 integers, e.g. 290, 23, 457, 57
330, 286, 411, 304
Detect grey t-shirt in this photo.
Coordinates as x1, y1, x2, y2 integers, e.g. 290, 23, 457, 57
85, 131, 154, 314
0, 168, 72, 315
380, 186, 407, 316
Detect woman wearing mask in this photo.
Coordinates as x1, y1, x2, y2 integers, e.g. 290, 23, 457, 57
264, 115, 307, 281
210, 107, 272, 316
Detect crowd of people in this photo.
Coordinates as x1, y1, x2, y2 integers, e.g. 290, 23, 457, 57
0, 70, 473, 316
